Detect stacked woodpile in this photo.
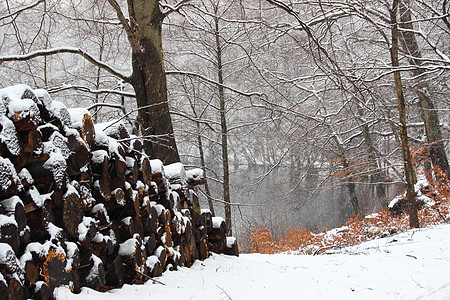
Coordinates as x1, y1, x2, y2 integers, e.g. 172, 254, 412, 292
0, 85, 238, 299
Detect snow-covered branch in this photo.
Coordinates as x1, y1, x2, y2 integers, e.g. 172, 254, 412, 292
0, 0, 44, 22
48, 85, 136, 98
166, 70, 263, 97
86, 103, 126, 111
161, 0, 192, 18
397, 27, 450, 64
100, 102, 169, 132
170, 110, 218, 131
57, 16, 122, 26
0, 47, 130, 82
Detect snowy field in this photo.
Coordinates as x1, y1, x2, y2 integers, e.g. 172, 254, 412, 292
55, 224, 450, 300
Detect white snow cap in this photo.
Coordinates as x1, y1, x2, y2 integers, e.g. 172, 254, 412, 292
91, 150, 109, 164
0, 214, 18, 228
0, 242, 21, 272
118, 237, 138, 257
8, 98, 41, 123
68, 108, 91, 129
18, 168, 34, 185
95, 120, 126, 138
186, 168, 204, 182
49, 101, 72, 127
34, 89, 52, 108
1, 85, 40, 128
1, 195, 23, 212
150, 159, 164, 174
164, 162, 186, 179
0, 157, 21, 192
93, 126, 110, 149
43, 149, 67, 189
212, 217, 225, 229
0, 84, 39, 105
226, 237, 236, 247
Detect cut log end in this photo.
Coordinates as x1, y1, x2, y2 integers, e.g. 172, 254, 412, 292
63, 191, 84, 238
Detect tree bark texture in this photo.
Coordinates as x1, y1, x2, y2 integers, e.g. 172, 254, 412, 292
127, 0, 179, 164
390, 0, 420, 228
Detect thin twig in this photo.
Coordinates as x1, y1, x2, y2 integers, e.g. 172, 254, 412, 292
433, 206, 449, 224
216, 284, 232, 300
135, 270, 166, 285
313, 244, 347, 256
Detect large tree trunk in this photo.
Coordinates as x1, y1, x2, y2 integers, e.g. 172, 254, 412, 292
391, 0, 419, 228
398, 0, 450, 180
128, 0, 179, 164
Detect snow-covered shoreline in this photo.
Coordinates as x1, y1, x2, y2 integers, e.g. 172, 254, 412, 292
56, 223, 450, 299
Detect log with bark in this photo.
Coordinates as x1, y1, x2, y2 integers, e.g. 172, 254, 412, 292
62, 186, 84, 239
118, 236, 146, 283
80, 254, 106, 289
223, 237, 239, 257
68, 109, 95, 150
208, 217, 227, 254
0, 157, 21, 200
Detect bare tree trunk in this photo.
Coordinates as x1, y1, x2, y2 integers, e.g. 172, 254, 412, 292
321, 101, 361, 217
399, 0, 450, 180
391, 0, 419, 228
214, 11, 232, 236
127, 0, 179, 164
332, 135, 361, 217
356, 105, 387, 206
197, 124, 215, 217
94, 29, 105, 124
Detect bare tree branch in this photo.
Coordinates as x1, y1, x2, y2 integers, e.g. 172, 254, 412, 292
166, 70, 263, 97
0, 0, 44, 22
443, 0, 450, 31
106, 0, 141, 54
0, 47, 131, 82
87, 102, 126, 111
161, 0, 192, 18
48, 84, 136, 98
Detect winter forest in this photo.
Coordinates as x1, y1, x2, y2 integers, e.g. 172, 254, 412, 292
0, 0, 450, 298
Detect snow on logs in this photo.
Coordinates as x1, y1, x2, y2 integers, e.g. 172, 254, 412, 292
0, 85, 238, 298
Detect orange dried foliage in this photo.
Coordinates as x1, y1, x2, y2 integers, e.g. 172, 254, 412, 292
280, 227, 313, 251
329, 154, 370, 179
249, 228, 278, 254
245, 148, 449, 254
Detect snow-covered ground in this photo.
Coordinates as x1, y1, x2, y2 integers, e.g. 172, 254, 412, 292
56, 224, 450, 299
